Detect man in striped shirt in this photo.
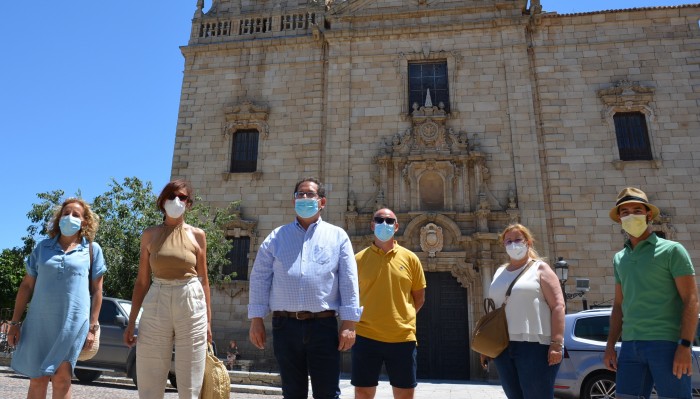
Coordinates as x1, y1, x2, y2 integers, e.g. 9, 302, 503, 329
248, 177, 362, 399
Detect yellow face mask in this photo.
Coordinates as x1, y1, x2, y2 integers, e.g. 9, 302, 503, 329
621, 214, 648, 238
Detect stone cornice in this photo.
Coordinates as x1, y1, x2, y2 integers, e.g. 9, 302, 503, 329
540, 3, 700, 18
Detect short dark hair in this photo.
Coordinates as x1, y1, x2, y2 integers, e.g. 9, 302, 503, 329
157, 179, 194, 213
294, 177, 325, 198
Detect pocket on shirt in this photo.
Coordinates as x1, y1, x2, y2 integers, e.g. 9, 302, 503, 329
312, 246, 333, 265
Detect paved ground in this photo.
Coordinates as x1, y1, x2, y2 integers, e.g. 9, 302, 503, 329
0, 366, 508, 398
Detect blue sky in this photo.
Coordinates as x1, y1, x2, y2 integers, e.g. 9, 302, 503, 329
0, 0, 693, 249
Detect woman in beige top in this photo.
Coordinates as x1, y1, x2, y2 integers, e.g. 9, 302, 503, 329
124, 179, 212, 399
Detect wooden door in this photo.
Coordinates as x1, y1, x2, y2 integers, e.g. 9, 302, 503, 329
416, 272, 470, 379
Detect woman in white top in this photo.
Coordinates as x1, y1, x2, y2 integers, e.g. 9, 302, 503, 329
482, 224, 565, 399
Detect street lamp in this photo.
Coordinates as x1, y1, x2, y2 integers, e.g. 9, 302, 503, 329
554, 257, 588, 311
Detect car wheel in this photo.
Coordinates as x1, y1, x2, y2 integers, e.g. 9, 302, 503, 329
168, 372, 177, 389
582, 371, 616, 399
128, 357, 138, 387
74, 369, 103, 383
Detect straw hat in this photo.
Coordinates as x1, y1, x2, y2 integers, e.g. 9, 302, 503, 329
609, 187, 660, 222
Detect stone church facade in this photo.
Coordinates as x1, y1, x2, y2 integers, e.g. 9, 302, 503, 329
171, 0, 700, 379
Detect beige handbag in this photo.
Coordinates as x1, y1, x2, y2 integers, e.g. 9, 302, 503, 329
200, 342, 231, 399
471, 260, 534, 358
77, 327, 100, 361
78, 243, 100, 361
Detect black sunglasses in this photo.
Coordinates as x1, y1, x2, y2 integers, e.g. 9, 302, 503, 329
168, 194, 189, 201
373, 216, 396, 225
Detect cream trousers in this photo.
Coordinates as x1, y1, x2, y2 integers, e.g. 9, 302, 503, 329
136, 277, 207, 399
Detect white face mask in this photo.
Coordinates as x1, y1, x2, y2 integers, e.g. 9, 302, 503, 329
506, 242, 528, 261
621, 214, 648, 238
164, 198, 187, 219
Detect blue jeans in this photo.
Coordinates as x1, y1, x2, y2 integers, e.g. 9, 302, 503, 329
616, 340, 691, 399
493, 341, 560, 399
272, 316, 341, 399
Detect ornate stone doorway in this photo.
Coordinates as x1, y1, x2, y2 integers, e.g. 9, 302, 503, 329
345, 97, 521, 379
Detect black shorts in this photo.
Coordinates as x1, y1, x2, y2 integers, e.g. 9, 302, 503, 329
351, 335, 417, 389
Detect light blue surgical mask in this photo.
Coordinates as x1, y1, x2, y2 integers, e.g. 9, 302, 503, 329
59, 215, 82, 237
295, 198, 319, 219
374, 222, 395, 242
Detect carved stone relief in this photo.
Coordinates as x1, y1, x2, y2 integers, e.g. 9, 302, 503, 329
420, 223, 443, 257
346, 94, 520, 307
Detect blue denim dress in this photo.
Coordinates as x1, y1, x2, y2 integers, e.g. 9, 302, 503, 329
11, 237, 106, 378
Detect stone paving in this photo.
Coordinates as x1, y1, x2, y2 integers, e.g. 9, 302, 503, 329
0, 366, 508, 398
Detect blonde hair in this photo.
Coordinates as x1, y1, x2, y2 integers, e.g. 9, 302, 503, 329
48, 198, 99, 242
498, 223, 543, 261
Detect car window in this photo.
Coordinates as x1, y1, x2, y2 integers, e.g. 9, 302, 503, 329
98, 300, 120, 325
118, 300, 142, 324
573, 315, 610, 342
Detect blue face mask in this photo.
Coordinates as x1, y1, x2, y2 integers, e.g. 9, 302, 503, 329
295, 198, 319, 219
59, 215, 82, 237
374, 222, 395, 242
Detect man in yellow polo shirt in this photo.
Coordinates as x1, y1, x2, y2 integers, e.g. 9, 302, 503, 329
352, 208, 426, 399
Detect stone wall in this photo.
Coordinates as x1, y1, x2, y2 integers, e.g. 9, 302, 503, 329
172, 1, 700, 377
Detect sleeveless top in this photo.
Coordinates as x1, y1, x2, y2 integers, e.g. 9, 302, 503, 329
148, 223, 198, 279
489, 259, 552, 345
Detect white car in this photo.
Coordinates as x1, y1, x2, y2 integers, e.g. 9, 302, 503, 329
554, 308, 700, 399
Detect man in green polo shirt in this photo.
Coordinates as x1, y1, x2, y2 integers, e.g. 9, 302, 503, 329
604, 187, 698, 399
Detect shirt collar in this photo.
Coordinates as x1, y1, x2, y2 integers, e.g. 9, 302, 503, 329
624, 231, 657, 250
294, 216, 323, 231
370, 241, 398, 255
44, 235, 90, 251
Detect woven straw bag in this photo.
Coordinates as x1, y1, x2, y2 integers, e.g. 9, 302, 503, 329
77, 326, 100, 361
200, 342, 230, 399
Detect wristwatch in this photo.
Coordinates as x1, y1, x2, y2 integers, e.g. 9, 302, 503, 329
678, 338, 691, 348
90, 324, 100, 333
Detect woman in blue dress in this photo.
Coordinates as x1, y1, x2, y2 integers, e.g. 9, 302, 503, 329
6, 198, 106, 399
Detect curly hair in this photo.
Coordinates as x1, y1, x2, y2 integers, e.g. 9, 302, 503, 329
47, 198, 100, 242
498, 223, 543, 261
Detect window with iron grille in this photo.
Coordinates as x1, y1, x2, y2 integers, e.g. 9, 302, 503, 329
223, 237, 250, 280
408, 61, 450, 114
613, 112, 653, 161
230, 129, 259, 173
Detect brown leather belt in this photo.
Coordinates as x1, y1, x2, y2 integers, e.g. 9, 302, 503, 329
272, 310, 337, 320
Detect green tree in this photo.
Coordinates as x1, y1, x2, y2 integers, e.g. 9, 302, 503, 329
0, 190, 67, 308
0, 247, 26, 308
91, 177, 163, 299
21, 190, 66, 255
0, 177, 237, 303
92, 177, 237, 299
184, 199, 239, 285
